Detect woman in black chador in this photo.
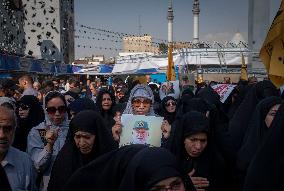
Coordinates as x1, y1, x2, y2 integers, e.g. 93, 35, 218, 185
243, 102, 284, 191
234, 96, 282, 191
167, 111, 227, 191
13, 95, 45, 151
95, 89, 116, 131
160, 96, 178, 125
48, 110, 117, 191
63, 145, 195, 191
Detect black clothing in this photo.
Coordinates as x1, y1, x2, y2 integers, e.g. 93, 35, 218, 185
95, 89, 116, 131
243, 103, 284, 191
68, 97, 96, 114
48, 110, 117, 191
0, 165, 12, 191
160, 96, 177, 124
234, 97, 282, 191
227, 80, 279, 157
167, 111, 226, 191
63, 145, 195, 191
13, 95, 45, 151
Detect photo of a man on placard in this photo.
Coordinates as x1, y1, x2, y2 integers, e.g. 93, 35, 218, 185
132, 120, 150, 145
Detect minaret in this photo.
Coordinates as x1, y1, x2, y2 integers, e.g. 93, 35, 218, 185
167, 0, 176, 81
192, 0, 200, 44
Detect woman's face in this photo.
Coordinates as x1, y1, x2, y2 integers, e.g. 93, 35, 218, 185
132, 97, 151, 115
150, 177, 185, 191
74, 131, 96, 154
46, 97, 66, 125
102, 93, 112, 111
165, 99, 176, 113
265, 104, 281, 128
18, 103, 30, 119
184, 132, 208, 157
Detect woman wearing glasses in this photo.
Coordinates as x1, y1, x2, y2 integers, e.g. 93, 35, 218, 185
13, 95, 45, 152
160, 96, 177, 125
112, 84, 171, 142
27, 91, 69, 191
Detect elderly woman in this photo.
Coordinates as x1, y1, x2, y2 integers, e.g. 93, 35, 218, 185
112, 84, 171, 142
48, 110, 117, 191
27, 91, 69, 191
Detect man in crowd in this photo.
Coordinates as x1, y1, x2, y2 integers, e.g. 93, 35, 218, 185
18, 75, 38, 97
0, 106, 36, 190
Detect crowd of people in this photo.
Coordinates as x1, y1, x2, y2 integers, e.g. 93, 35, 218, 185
0, 74, 284, 191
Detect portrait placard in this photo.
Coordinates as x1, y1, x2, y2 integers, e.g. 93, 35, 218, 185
119, 114, 163, 147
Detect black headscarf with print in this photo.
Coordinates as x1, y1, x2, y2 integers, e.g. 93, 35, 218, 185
243, 102, 284, 191
13, 95, 45, 151
48, 110, 117, 191
63, 145, 195, 191
160, 96, 177, 124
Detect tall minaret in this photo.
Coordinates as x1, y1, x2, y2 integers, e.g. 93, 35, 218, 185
167, 0, 175, 81
192, 0, 200, 44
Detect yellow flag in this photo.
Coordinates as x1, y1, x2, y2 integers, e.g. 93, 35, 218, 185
260, 0, 284, 88
167, 44, 176, 81
240, 53, 248, 81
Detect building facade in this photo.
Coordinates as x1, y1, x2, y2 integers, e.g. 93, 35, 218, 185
0, 0, 74, 64
122, 35, 159, 53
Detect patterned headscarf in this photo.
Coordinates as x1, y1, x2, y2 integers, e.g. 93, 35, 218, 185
123, 84, 156, 116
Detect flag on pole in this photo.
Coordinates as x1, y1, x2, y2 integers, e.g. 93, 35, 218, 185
260, 0, 284, 88
240, 53, 248, 81
167, 43, 176, 81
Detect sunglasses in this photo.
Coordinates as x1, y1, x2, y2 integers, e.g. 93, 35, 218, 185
165, 101, 176, 107
46, 106, 66, 115
18, 103, 29, 110
132, 99, 151, 107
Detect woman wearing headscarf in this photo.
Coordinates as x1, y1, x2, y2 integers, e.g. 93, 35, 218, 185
233, 96, 282, 191
160, 96, 178, 125
13, 95, 45, 152
226, 80, 279, 159
95, 89, 116, 132
167, 111, 227, 191
27, 91, 69, 191
112, 84, 171, 142
67, 97, 96, 119
63, 145, 195, 191
48, 110, 117, 191
243, 102, 284, 191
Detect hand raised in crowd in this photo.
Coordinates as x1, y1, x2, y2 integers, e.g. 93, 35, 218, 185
112, 115, 122, 142
161, 120, 171, 139
188, 169, 210, 191
45, 126, 60, 152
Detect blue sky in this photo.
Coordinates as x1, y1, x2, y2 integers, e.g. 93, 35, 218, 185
74, 0, 281, 58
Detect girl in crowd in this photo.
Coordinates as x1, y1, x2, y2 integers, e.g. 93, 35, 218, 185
48, 110, 117, 191
167, 111, 227, 191
13, 95, 45, 152
63, 145, 195, 191
27, 91, 69, 191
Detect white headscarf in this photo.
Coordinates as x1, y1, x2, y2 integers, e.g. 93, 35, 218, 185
0, 97, 16, 111
123, 84, 156, 116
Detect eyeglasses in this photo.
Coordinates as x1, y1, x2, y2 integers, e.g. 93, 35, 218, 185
165, 101, 176, 107
46, 106, 66, 115
150, 179, 184, 191
18, 103, 29, 110
132, 98, 151, 107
